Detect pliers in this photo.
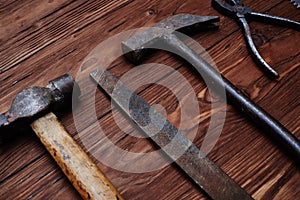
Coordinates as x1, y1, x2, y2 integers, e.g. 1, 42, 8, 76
212, 0, 300, 79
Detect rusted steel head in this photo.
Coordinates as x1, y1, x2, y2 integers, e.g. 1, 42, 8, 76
0, 74, 79, 141
121, 14, 219, 63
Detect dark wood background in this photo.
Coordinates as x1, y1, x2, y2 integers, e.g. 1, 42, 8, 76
0, 0, 299, 199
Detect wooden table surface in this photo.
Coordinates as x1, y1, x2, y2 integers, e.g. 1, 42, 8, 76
0, 0, 299, 199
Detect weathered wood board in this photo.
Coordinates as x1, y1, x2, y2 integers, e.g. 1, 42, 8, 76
0, 0, 299, 199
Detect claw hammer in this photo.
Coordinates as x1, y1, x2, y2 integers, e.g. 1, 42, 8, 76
121, 14, 300, 161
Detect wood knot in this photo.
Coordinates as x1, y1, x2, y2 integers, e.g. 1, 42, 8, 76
252, 33, 266, 47
146, 9, 157, 16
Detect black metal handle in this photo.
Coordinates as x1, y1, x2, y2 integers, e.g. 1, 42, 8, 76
248, 12, 300, 31
237, 17, 279, 79
167, 33, 300, 161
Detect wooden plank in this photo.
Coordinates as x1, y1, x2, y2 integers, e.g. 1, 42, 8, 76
1, 151, 80, 200
0, 0, 74, 44
0, 0, 299, 199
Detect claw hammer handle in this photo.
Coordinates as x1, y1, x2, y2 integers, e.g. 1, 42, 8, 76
167, 34, 300, 161
31, 112, 124, 200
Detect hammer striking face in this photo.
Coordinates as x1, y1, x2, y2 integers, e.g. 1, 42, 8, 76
0, 74, 78, 141
121, 14, 220, 63
0, 74, 124, 199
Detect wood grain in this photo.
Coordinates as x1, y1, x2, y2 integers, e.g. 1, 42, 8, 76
0, 0, 299, 199
31, 112, 124, 200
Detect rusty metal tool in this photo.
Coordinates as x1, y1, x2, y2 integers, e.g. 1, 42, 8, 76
291, 0, 300, 8
0, 75, 123, 200
90, 67, 253, 200
121, 14, 300, 161
212, 0, 300, 79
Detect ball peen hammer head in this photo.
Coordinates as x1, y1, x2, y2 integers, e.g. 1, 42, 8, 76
121, 14, 220, 63
0, 74, 80, 137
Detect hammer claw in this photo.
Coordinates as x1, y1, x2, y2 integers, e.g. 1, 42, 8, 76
121, 14, 300, 164
157, 14, 219, 30
121, 14, 220, 63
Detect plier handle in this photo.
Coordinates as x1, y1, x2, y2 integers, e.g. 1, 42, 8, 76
212, 0, 300, 79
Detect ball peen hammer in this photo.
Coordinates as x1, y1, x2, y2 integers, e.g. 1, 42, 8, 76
0, 74, 123, 200
121, 14, 300, 161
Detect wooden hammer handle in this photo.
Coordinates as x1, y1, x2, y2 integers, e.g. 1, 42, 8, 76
31, 112, 124, 200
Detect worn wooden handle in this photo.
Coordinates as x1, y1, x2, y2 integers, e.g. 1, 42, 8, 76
31, 112, 124, 200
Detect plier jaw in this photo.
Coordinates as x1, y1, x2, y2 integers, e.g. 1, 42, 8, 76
212, 0, 251, 18
212, 0, 300, 79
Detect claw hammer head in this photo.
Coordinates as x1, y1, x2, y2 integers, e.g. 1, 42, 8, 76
121, 14, 220, 63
